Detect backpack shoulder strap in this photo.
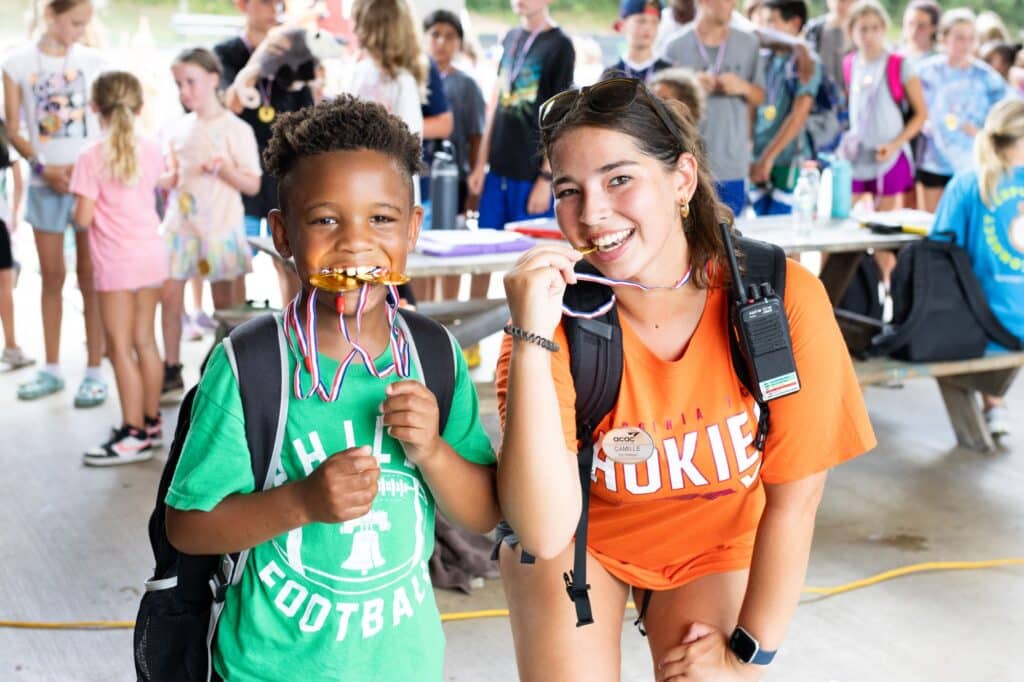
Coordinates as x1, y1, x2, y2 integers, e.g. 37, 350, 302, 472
731, 237, 787, 450
870, 241, 931, 355
225, 313, 288, 492
560, 260, 623, 627
842, 52, 855, 88
946, 243, 1024, 351
398, 308, 456, 435
887, 52, 905, 104
563, 261, 623, 434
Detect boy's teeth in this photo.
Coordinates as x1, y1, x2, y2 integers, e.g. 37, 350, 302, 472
342, 267, 358, 276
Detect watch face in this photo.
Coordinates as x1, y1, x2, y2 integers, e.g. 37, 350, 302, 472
730, 628, 758, 663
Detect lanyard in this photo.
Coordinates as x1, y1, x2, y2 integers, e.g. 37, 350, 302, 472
285, 285, 411, 402
506, 28, 542, 92
562, 268, 694, 320
695, 31, 729, 76
763, 54, 793, 108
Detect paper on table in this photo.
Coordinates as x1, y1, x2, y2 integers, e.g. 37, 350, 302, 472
854, 209, 935, 234
416, 230, 536, 256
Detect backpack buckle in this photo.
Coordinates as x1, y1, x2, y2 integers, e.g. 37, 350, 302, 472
209, 575, 229, 603
563, 571, 590, 601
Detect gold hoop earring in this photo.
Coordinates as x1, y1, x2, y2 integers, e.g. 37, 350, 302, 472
680, 202, 690, 219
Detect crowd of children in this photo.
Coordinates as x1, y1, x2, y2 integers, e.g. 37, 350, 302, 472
1, 0, 1024, 680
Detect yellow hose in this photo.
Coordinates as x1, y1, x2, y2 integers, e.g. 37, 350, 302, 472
2, 557, 1021, 631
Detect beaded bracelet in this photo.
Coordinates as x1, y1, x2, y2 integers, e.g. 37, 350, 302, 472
503, 324, 560, 352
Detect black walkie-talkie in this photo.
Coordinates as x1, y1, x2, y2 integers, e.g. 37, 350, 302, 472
720, 222, 800, 403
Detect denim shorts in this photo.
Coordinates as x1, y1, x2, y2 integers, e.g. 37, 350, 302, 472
26, 184, 81, 233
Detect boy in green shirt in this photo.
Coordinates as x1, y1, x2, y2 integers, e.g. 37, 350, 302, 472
164, 95, 499, 681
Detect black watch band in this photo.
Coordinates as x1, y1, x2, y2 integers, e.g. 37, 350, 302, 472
729, 626, 777, 665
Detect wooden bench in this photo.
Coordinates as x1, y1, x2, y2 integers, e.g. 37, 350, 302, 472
855, 353, 1024, 452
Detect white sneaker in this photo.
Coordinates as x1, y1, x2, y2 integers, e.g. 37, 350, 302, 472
1, 347, 36, 370
83, 426, 154, 466
985, 406, 1011, 439
182, 314, 204, 341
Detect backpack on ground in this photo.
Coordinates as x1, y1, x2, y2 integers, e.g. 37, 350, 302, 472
509, 237, 789, 627
867, 234, 1023, 362
133, 310, 457, 682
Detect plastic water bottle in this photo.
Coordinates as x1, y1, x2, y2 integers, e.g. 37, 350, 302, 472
792, 165, 817, 236
829, 156, 853, 219
817, 166, 834, 225
429, 140, 459, 231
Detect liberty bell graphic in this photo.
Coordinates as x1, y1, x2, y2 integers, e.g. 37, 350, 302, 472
340, 511, 391, 575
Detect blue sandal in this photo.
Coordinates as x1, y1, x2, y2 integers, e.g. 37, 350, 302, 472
17, 370, 65, 400
74, 376, 108, 408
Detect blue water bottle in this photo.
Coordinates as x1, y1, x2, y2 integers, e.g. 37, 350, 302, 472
829, 156, 852, 219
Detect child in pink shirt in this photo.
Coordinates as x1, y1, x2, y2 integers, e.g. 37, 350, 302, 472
70, 70, 169, 466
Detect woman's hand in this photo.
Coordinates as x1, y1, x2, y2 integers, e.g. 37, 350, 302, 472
657, 623, 761, 682
503, 244, 581, 339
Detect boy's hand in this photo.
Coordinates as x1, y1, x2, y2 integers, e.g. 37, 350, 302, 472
527, 177, 552, 215
300, 446, 380, 524
467, 166, 486, 195
875, 141, 898, 163
750, 157, 772, 186
717, 73, 749, 98
381, 381, 443, 466
697, 71, 717, 93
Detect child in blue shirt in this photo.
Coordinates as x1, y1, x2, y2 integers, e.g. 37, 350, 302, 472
932, 99, 1024, 440
164, 95, 499, 681
917, 8, 1007, 212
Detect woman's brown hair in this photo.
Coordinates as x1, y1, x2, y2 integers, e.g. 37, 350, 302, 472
540, 86, 732, 290
351, 0, 427, 87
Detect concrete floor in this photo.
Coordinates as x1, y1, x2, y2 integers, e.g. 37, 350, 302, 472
1, 252, 1022, 681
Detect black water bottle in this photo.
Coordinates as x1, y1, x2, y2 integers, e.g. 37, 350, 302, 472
430, 140, 459, 230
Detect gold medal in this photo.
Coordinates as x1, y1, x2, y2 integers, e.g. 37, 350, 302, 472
944, 113, 959, 131
258, 105, 276, 124
763, 104, 778, 122
198, 258, 211, 276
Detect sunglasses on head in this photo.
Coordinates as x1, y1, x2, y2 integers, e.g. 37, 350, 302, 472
538, 77, 684, 142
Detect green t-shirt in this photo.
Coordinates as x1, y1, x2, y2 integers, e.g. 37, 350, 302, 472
166, 315, 495, 681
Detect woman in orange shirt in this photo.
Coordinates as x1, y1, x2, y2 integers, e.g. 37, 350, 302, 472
495, 78, 876, 681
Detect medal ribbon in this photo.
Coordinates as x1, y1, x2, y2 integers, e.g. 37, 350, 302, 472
695, 32, 729, 76
762, 53, 794, 118
505, 28, 542, 93
562, 268, 693, 320
284, 285, 411, 402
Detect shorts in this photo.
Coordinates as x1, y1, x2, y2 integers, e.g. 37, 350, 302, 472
26, 184, 82, 234
916, 168, 953, 189
714, 179, 747, 217
0, 219, 13, 270
478, 173, 553, 230
166, 229, 253, 282
851, 152, 914, 197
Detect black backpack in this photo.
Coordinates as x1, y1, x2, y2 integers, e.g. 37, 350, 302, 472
546, 237, 789, 627
134, 310, 457, 682
869, 234, 1023, 362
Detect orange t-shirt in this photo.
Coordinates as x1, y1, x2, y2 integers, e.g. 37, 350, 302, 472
496, 260, 876, 590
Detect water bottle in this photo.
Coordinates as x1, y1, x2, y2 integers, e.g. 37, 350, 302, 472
817, 166, 834, 225
429, 141, 459, 231
792, 165, 817, 237
829, 155, 853, 219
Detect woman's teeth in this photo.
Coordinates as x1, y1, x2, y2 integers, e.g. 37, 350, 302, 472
591, 229, 634, 252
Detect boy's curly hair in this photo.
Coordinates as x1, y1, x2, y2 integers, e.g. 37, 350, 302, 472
263, 95, 424, 209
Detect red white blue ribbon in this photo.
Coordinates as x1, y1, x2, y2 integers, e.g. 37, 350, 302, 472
561, 267, 694, 320
284, 285, 411, 402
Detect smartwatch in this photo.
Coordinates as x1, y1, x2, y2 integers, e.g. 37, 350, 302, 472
728, 626, 777, 665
